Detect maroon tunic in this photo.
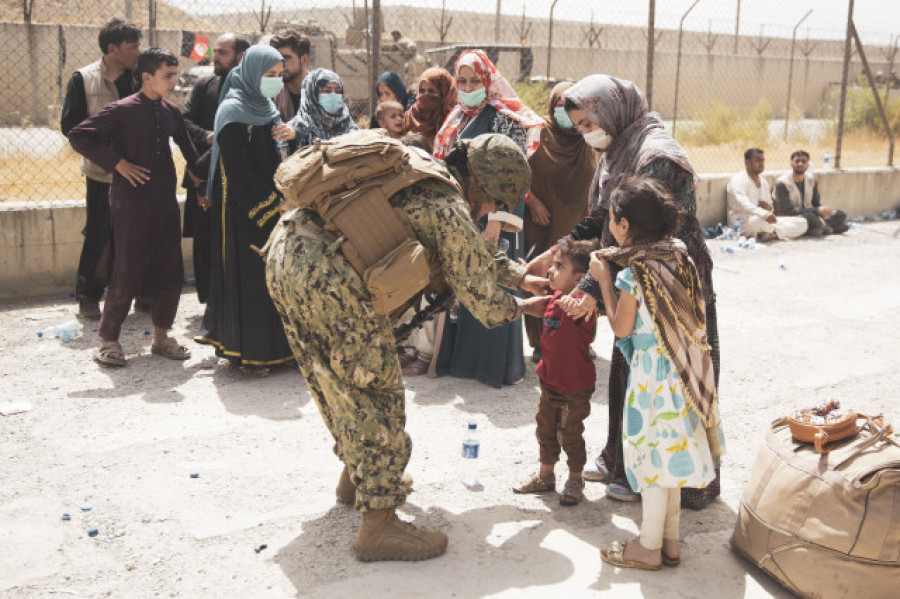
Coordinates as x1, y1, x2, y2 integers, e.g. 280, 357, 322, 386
69, 92, 199, 340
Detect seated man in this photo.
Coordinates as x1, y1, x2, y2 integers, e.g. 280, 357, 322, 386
726, 148, 807, 241
773, 150, 849, 236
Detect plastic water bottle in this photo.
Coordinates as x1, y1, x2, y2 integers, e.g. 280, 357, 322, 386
37, 320, 81, 343
274, 139, 290, 162
460, 422, 480, 487
734, 216, 742, 238
823, 151, 832, 171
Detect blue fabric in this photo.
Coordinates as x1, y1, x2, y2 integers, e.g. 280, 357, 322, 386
435, 105, 526, 388
207, 45, 283, 196
377, 70, 408, 108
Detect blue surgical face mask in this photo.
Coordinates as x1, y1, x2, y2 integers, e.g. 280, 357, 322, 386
318, 92, 344, 114
458, 87, 487, 108
259, 76, 283, 99
553, 107, 574, 129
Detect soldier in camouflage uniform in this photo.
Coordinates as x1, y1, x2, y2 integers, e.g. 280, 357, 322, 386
266, 134, 550, 562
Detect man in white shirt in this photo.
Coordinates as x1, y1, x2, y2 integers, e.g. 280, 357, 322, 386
726, 148, 807, 241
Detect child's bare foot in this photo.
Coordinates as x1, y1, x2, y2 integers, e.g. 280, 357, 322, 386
662, 538, 681, 566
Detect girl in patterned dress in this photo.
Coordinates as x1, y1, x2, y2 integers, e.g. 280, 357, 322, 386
591, 177, 724, 571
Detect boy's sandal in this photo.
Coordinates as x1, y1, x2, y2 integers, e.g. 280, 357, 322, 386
559, 479, 584, 506
512, 473, 556, 494
600, 540, 662, 571
94, 345, 126, 367
606, 482, 641, 502
151, 338, 191, 361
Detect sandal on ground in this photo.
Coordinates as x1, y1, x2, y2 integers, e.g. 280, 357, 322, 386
606, 482, 641, 502
582, 456, 609, 483
559, 478, 584, 506
94, 344, 126, 367
662, 552, 681, 567
151, 338, 191, 361
600, 540, 662, 571
402, 359, 429, 377
398, 351, 416, 368
512, 473, 555, 494
239, 365, 270, 378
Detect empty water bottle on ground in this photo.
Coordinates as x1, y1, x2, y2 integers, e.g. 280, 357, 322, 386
37, 320, 81, 343
734, 216, 742, 238
460, 422, 480, 487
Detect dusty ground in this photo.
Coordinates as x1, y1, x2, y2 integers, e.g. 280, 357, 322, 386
1, 221, 898, 598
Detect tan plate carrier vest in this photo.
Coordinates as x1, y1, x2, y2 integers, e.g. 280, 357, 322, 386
274, 130, 461, 316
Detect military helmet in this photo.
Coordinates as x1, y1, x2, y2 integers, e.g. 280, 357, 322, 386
460, 134, 532, 212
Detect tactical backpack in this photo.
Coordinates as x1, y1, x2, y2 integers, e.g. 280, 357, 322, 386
273, 129, 461, 316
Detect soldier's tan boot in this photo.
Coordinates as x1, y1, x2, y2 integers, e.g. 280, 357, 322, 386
336, 467, 356, 505
353, 508, 448, 562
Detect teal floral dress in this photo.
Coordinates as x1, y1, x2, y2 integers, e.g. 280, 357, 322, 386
615, 268, 724, 493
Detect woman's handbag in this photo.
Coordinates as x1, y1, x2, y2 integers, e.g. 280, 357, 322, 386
732, 415, 900, 598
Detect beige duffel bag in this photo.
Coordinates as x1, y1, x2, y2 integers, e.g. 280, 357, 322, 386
731, 416, 900, 598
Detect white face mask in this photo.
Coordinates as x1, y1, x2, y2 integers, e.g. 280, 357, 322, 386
583, 127, 612, 150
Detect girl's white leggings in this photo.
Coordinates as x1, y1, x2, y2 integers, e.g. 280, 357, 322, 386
638, 487, 681, 550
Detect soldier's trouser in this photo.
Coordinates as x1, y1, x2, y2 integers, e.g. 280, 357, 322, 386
266, 221, 412, 511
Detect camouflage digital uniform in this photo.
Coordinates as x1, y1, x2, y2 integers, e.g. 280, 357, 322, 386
266, 136, 530, 511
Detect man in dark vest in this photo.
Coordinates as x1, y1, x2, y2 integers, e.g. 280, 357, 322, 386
61, 18, 141, 320
181, 33, 250, 303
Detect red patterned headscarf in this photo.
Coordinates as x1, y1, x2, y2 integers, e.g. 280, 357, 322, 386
433, 49, 543, 159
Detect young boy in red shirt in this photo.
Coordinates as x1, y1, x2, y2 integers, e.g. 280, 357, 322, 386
514, 239, 596, 506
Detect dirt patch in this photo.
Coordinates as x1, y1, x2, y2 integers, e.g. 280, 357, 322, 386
1, 221, 898, 597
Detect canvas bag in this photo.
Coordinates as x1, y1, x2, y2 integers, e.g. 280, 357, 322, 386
731, 416, 900, 598
274, 130, 460, 315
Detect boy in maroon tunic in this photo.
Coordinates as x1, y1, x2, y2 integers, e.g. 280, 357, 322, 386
513, 239, 597, 506
69, 48, 203, 366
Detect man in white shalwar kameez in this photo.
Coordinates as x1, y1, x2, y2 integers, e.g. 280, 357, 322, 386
726, 148, 807, 240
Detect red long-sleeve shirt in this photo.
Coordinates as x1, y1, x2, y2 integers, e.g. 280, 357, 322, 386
536, 291, 596, 393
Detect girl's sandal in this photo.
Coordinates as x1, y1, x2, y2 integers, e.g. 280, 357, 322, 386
600, 540, 662, 571
512, 473, 556, 494
662, 552, 681, 567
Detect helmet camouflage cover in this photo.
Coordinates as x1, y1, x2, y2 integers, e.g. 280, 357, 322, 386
462, 134, 532, 212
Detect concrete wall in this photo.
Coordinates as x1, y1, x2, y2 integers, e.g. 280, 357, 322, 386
2, 168, 898, 302
0, 198, 194, 302
695, 167, 900, 226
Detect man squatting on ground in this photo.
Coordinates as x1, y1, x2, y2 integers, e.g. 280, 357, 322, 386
726, 148, 807, 241
772, 150, 849, 236
266, 134, 551, 562
61, 18, 141, 320
181, 33, 250, 304
69, 49, 204, 367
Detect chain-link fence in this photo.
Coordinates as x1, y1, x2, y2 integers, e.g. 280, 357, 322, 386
2, 0, 899, 202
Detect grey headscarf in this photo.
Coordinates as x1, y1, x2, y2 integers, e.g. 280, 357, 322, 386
564, 75, 696, 213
